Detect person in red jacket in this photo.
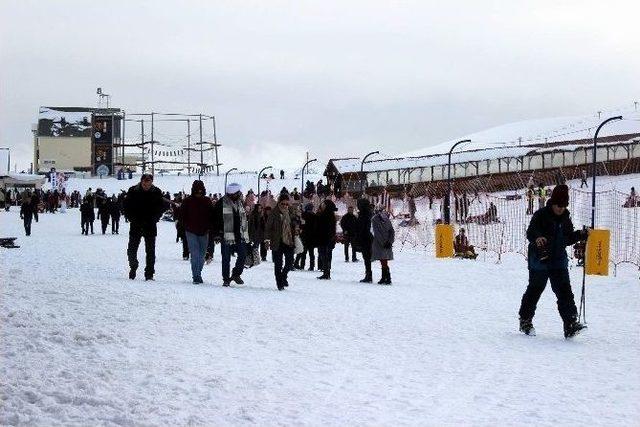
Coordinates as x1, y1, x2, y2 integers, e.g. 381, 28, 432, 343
181, 180, 215, 284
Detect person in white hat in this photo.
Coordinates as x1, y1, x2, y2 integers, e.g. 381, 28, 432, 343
212, 183, 249, 286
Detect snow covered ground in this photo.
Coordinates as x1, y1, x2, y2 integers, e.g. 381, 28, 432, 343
1, 206, 639, 426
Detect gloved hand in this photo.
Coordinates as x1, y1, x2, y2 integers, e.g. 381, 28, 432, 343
578, 228, 591, 241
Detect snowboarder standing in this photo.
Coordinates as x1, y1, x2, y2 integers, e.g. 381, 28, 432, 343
371, 204, 395, 285
123, 174, 165, 281
518, 184, 589, 338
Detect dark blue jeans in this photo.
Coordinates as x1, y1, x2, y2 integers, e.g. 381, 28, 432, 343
186, 231, 208, 281
272, 244, 294, 287
221, 241, 247, 280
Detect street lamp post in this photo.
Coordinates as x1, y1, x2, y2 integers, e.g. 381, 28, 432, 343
445, 139, 471, 224
301, 159, 318, 194
590, 116, 622, 228
578, 115, 623, 324
360, 151, 380, 193
258, 166, 272, 195
224, 167, 238, 193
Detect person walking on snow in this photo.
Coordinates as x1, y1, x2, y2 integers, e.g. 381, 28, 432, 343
181, 180, 214, 284
265, 193, 297, 290
355, 198, 374, 283
315, 199, 338, 280
20, 192, 34, 236
110, 195, 121, 234
371, 204, 395, 285
518, 184, 589, 338
123, 174, 165, 281
97, 196, 111, 234
340, 206, 359, 262
80, 197, 95, 235
213, 183, 249, 286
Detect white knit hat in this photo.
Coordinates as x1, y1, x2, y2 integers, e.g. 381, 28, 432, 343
226, 182, 242, 195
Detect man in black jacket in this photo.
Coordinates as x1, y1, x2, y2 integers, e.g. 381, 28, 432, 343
518, 184, 589, 338
340, 206, 359, 262
355, 198, 374, 283
315, 199, 337, 280
123, 174, 165, 280
20, 192, 34, 236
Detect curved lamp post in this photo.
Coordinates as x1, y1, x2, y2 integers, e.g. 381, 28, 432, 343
360, 151, 380, 193
445, 139, 471, 224
257, 166, 272, 195
578, 115, 623, 324
224, 167, 238, 193
301, 159, 317, 193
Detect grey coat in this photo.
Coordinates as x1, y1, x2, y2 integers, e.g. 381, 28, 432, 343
371, 211, 394, 261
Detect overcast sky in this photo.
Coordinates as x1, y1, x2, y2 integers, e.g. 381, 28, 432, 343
1, 0, 639, 171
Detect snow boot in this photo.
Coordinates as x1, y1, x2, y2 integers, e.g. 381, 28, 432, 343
317, 271, 330, 280
519, 318, 536, 336
359, 272, 373, 283
231, 275, 244, 285
129, 268, 136, 280
378, 267, 391, 285
564, 319, 587, 339
222, 278, 231, 287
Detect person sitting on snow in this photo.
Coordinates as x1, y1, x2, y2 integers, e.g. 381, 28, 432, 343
454, 228, 477, 259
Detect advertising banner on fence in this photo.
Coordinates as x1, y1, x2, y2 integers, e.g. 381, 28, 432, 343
586, 229, 610, 276
435, 224, 454, 258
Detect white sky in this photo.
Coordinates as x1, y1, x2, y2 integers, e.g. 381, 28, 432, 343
1, 0, 639, 171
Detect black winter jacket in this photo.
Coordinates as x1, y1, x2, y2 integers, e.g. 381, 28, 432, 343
354, 199, 373, 251
340, 212, 357, 240
527, 203, 586, 270
123, 184, 165, 230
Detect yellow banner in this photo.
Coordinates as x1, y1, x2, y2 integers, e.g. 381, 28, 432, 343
435, 224, 454, 258
585, 229, 610, 276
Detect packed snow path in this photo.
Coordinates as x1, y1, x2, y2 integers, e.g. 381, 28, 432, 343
1, 209, 638, 426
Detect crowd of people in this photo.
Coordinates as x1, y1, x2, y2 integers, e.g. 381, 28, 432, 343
118, 174, 396, 289
2, 170, 610, 338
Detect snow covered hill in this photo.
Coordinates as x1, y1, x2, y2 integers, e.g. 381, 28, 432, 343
1, 207, 639, 425
404, 105, 640, 158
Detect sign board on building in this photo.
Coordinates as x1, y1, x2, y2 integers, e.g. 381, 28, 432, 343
92, 114, 114, 175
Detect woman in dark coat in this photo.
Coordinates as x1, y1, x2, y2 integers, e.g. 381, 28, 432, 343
109, 195, 121, 234
371, 205, 395, 285
315, 199, 337, 280
355, 198, 374, 283
80, 197, 95, 235
97, 197, 111, 234
295, 203, 317, 270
